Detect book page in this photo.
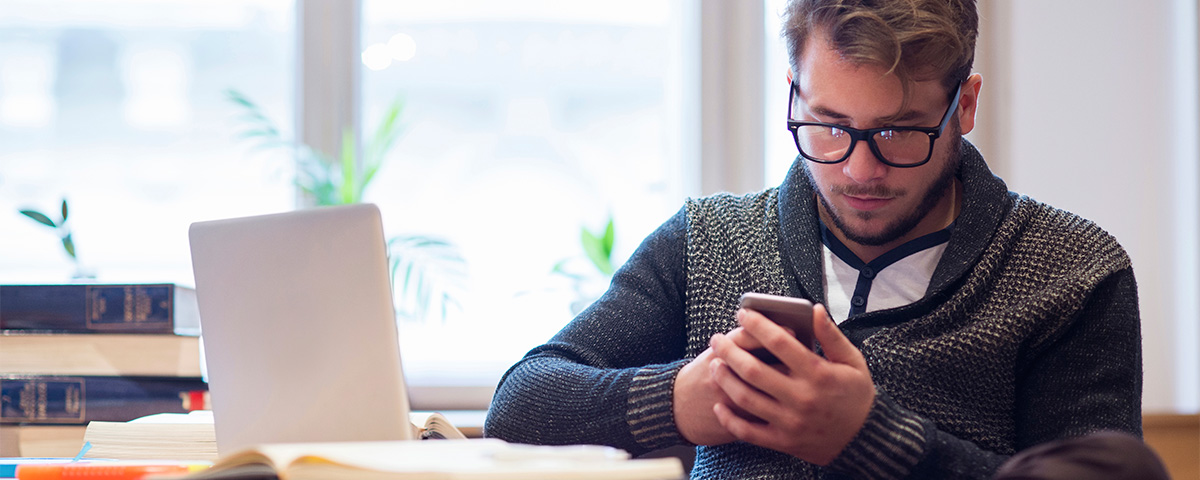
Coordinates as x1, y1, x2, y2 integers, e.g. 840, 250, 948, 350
409, 412, 467, 440
83, 421, 217, 461
130, 410, 214, 424
184, 440, 683, 480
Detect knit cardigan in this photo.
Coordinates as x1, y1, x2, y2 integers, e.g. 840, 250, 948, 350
484, 142, 1142, 479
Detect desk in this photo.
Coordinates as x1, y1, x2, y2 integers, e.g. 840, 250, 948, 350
1142, 413, 1199, 480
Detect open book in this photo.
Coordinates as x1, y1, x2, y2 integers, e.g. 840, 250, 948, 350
148, 439, 684, 480
83, 411, 469, 462
410, 411, 468, 440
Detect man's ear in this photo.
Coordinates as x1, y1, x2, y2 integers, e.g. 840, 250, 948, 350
957, 73, 983, 134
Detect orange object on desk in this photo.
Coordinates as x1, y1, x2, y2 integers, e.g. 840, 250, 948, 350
16, 463, 208, 480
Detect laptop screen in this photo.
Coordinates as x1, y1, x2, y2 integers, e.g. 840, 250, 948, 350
188, 204, 414, 454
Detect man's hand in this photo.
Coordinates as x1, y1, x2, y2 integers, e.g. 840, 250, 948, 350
674, 323, 773, 446
708, 304, 875, 465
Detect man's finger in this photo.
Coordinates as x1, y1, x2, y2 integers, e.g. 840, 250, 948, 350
723, 318, 764, 351
712, 401, 772, 446
738, 308, 820, 368
710, 330, 794, 389
812, 303, 867, 369
709, 357, 775, 421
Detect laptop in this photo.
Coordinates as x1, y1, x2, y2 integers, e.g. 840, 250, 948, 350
188, 203, 415, 455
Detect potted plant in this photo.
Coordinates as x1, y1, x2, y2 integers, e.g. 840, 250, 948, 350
227, 90, 465, 322
19, 198, 95, 280
552, 215, 617, 314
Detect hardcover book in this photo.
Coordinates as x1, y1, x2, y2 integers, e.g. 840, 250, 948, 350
0, 283, 200, 335
0, 333, 203, 377
0, 375, 208, 425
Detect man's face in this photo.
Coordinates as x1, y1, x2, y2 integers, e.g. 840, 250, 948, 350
793, 35, 979, 251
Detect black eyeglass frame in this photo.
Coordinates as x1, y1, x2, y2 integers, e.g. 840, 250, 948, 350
786, 82, 963, 168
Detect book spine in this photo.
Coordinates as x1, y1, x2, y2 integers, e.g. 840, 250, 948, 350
0, 376, 209, 425
0, 284, 191, 334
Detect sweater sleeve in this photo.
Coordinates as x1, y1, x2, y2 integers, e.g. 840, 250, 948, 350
484, 209, 692, 456
827, 267, 1143, 479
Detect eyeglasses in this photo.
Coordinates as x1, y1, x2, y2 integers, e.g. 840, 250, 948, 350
786, 82, 962, 168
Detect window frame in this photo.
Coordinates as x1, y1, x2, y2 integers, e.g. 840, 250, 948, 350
298, 0, 773, 410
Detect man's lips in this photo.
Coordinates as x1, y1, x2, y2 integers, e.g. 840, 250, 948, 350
842, 194, 894, 211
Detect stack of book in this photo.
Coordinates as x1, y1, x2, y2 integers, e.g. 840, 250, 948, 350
0, 283, 208, 457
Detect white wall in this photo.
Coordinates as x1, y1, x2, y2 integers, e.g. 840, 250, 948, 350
976, 0, 1199, 412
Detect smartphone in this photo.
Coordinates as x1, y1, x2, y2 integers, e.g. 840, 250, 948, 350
738, 292, 815, 363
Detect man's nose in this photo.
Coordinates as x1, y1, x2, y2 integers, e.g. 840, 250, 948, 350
842, 139, 888, 184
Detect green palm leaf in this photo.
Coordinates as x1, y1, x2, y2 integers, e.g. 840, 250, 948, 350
388, 235, 467, 323
19, 210, 56, 228
227, 89, 465, 322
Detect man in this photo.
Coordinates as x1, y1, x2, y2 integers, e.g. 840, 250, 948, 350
485, 0, 1159, 478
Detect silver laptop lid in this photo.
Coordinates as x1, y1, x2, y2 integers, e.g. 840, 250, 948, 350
189, 203, 414, 454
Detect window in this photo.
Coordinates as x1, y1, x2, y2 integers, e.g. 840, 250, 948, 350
359, 1, 690, 403
0, 0, 295, 284
0, 0, 696, 410
764, 0, 793, 187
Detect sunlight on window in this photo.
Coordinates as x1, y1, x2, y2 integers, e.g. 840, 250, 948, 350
361, 0, 688, 388
121, 43, 191, 129
0, 0, 691, 401
387, 33, 417, 62
0, 0, 295, 284
361, 43, 392, 71
764, 0, 795, 187
0, 43, 56, 128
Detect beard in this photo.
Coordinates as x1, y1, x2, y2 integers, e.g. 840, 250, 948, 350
806, 130, 962, 247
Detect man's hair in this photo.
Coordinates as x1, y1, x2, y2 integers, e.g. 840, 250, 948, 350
783, 0, 977, 94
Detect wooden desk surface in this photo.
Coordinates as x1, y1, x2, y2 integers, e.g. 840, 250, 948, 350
1142, 413, 1199, 480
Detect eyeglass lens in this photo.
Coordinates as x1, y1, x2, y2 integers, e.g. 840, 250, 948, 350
794, 126, 930, 165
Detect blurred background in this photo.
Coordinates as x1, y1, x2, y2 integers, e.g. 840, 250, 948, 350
0, 0, 1195, 429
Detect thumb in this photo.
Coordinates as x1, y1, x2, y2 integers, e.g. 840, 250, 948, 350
813, 304, 867, 370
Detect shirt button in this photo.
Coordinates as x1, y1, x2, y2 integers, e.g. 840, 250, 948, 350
851, 296, 866, 307
861, 267, 875, 278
